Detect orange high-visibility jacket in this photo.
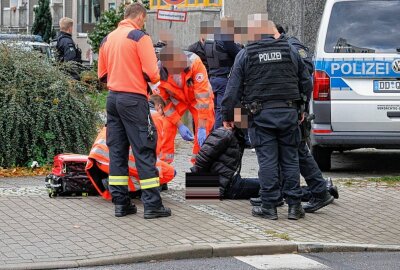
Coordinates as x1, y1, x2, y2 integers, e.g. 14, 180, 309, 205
85, 127, 175, 200
97, 19, 159, 95
157, 52, 214, 125
157, 52, 215, 163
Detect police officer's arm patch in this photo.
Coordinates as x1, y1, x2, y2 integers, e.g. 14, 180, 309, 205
298, 49, 308, 59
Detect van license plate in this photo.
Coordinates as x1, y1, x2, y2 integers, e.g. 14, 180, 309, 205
374, 80, 400, 92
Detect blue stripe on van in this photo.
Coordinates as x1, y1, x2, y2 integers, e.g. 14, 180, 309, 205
330, 78, 351, 90
314, 58, 400, 78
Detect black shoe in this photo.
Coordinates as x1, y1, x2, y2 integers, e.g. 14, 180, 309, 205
161, 184, 169, 191
288, 203, 305, 220
115, 202, 137, 217
326, 178, 339, 199
252, 205, 278, 220
250, 197, 284, 207
303, 191, 334, 213
144, 206, 172, 219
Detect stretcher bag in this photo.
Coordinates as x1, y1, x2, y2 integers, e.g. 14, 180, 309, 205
45, 154, 97, 198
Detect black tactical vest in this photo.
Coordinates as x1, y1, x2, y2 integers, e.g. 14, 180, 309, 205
204, 40, 234, 69
242, 38, 300, 103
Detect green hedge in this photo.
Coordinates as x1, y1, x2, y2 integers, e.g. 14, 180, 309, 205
0, 45, 99, 168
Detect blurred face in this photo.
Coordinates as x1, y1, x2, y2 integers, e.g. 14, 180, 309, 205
161, 48, 188, 74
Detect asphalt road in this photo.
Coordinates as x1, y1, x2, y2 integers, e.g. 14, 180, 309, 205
72, 252, 400, 270
327, 149, 400, 178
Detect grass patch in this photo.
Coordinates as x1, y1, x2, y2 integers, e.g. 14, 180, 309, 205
88, 90, 108, 111
264, 230, 290, 240
343, 180, 353, 187
368, 176, 400, 186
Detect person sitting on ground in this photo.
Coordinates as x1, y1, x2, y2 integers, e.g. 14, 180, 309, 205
190, 112, 339, 203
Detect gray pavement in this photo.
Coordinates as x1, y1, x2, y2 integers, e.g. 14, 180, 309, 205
0, 138, 400, 269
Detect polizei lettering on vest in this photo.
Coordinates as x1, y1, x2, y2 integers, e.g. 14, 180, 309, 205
259, 51, 282, 63
331, 62, 390, 76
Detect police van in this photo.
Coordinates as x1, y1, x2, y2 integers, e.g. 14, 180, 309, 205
311, 0, 400, 170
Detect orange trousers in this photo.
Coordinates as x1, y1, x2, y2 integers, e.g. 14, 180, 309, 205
160, 106, 214, 164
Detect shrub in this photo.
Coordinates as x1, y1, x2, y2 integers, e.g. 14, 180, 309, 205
0, 45, 99, 168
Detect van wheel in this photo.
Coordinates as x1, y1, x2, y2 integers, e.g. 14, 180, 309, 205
311, 146, 332, 171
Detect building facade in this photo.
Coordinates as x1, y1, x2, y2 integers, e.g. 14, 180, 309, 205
0, 0, 326, 62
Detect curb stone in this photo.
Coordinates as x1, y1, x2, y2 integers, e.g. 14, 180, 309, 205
296, 242, 400, 253
1, 242, 400, 270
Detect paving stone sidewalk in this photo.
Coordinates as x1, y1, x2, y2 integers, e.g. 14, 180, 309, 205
0, 139, 399, 268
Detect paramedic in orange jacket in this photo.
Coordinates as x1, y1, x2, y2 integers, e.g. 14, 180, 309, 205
97, 3, 171, 219
157, 45, 215, 164
85, 127, 175, 201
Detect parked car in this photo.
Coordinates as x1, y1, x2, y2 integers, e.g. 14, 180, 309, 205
311, 0, 400, 170
0, 33, 52, 58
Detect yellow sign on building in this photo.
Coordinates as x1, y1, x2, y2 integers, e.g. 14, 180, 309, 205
150, 0, 222, 9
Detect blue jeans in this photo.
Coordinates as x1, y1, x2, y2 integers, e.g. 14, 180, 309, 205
210, 77, 228, 129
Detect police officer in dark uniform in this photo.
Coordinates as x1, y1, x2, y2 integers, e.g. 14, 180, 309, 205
52, 17, 82, 80
221, 16, 313, 220
205, 17, 242, 129
54, 17, 82, 64
277, 24, 335, 212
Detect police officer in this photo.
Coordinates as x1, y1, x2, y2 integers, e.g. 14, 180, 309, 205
221, 15, 313, 220
53, 17, 83, 80
205, 17, 242, 129
97, 3, 171, 219
276, 24, 334, 213
54, 17, 82, 64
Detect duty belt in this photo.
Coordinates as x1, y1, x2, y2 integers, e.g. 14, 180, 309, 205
245, 100, 299, 115
261, 100, 299, 109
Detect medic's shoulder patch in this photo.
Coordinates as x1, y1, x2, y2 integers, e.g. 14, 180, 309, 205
298, 48, 308, 59
195, 73, 204, 83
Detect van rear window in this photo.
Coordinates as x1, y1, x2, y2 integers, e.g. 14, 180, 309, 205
325, 0, 400, 53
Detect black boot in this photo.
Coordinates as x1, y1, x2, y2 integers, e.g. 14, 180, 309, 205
303, 191, 334, 213
250, 197, 284, 207
115, 202, 137, 217
326, 178, 339, 199
252, 205, 278, 220
288, 203, 305, 220
144, 206, 172, 219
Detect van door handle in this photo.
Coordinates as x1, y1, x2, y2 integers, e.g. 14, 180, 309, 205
387, 112, 400, 118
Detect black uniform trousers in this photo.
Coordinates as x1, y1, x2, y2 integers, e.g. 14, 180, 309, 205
249, 107, 303, 206
298, 138, 327, 198
106, 91, 162, 210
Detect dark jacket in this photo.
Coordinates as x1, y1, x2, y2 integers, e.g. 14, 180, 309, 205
55, 32, 82, 63
187, 40, 208, 73
191, 128, 245, 197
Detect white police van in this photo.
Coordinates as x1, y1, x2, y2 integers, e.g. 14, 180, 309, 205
311, 0, 400, 170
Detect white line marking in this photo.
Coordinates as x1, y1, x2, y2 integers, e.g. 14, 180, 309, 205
235, 254, 330, 269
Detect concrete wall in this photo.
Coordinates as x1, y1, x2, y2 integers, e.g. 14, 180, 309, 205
223, 0, 267, 22
267, 0, 326, 53
146, 8, 221, 49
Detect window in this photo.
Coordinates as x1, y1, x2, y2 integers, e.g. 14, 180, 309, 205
78, 0, 104, 33
325, 0, 400, 53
